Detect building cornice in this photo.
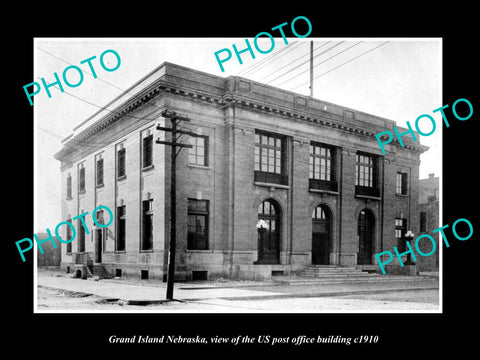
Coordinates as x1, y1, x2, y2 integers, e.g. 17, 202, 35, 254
54, 63, 428, 161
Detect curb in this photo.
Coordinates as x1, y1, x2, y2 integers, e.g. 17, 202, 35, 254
180, 286, 440, 302
39, 283, 438, 305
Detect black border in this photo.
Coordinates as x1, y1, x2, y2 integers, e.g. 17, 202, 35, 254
7, 6, 479, 355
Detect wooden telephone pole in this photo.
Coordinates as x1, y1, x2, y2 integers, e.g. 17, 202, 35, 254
156, 109, 198, 300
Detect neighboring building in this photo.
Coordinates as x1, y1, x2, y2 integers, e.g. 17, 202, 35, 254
36, 232, 61, 267
417, 173, 440, 271
54, 62, 428, 280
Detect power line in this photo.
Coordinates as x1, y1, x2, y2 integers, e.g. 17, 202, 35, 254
235, 41, 302, 78
255, 42, 330, 84
38, 48, 127, 94
264, 41, 343, 86
274, 41, 363, 87
289, 41, 390, 92
273, 41, 350, 87
39, 41, 390, 151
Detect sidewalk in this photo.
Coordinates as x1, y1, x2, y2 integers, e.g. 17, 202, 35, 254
37, 270, 439, 305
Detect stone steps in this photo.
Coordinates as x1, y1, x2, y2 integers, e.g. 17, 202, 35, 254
272, 265, 430, 285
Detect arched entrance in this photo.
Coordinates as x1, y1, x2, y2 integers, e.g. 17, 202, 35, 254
357, 209, 375, 265
256, 199, 281, 264
312, 204, 331, 265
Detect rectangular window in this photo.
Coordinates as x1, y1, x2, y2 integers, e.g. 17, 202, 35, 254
356, 153, 374, 187
142, 134, 153, 169
116, 205, 126, 251
141, 200, 153, 251
420, 211, 427, 232
189, 136, 208, 166
254, 132, 283, 174
117, 147, 126, 178
96, 155, 104, 186
254, 131, 288, 185
309, 143, 333, 181
395, 218, 407, 251
78, 163, 85, 193
66, 218, 72, 254
396, 172, 408, 195
66, 174, 72, 199
77, 216, 85, 252
187, 199, 209, 250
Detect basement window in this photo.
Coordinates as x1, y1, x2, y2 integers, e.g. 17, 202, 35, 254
192, 271, 208, 281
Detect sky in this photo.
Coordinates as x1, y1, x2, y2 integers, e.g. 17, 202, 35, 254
34, 37, 442, 231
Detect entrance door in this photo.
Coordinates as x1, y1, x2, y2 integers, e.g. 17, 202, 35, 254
94, 228, 102, 263
312, 205, 330, 265
257, 199, 281, 264
357, 209, 374, 265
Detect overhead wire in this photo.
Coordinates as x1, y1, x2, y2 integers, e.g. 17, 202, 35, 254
266, 41, 346, 87
38, 40, 390, 151
234, 41, 303, 78
254, 41, 330, 84
289, 41, 390, 92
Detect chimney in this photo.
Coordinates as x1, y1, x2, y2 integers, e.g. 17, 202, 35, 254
428, 173, 435, 178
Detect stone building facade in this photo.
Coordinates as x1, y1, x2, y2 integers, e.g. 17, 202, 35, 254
54, 62, 428, 280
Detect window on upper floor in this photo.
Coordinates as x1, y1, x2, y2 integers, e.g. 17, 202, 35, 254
96, 154, 104, 187
396, 172, 408, 195
188, 135, 208, 166
309, 142, 338, 192
142, 134, 153, 169
78, 163, 85, 193
66, 173, 72, 199
355, 152, 380, 198
117, 146, 126, 179
356, 153, 374, 188
254, 130, 288, 185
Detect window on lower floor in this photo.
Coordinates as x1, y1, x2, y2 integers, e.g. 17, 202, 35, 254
66, 218, 73, 254
77, 216, 85, 252
141, 200, 153, 250
420, 211, 427, 232
395, 218, 407, 251
116, 205, 126, 251
187, 199, 209, 250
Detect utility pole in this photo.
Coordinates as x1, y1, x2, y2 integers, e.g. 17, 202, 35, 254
309, 40, 314, 97
156, 109, 197, 300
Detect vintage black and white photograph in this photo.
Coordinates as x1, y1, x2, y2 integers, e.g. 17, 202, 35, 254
33, 37, 442, 313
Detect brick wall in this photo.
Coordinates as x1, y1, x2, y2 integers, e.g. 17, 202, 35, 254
56, 62, 427, 280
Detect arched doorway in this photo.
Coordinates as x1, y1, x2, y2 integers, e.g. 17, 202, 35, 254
312, 204, 331, 265
357, 209, 375, 265
256, 199, 281, 264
